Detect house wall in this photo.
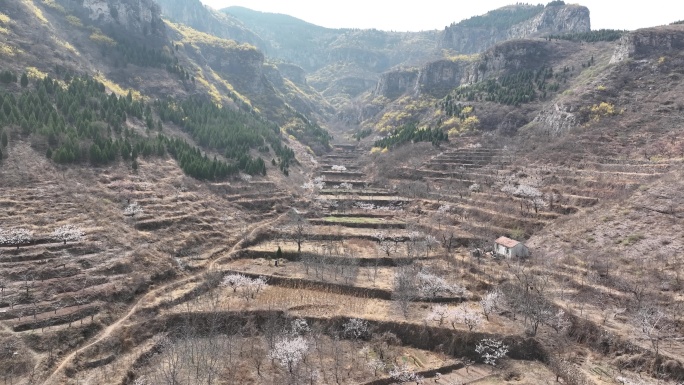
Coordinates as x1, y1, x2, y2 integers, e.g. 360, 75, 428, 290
512, 244, 530, 258
495, 243, 511, 257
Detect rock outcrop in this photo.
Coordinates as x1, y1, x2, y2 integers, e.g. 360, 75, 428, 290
196, 42, 266, 93
440, 3, 590, 54
74, 0, 164, 36
374, 69, 419, 99
276, 63, 307, 85
611, 26, 684, 63
375, 40, 554, 100
155, 0, 265, 49
416, 59, 469, 97
532, 104, 578, 136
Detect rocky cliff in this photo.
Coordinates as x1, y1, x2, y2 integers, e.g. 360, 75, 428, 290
375, 39, 556, 100
155, 0, 265, 49
610, 25, 684, 63
374, 69, 419, 99
440, 3, 590, 54
374, 59, 471, 100
59, 0, 165, 36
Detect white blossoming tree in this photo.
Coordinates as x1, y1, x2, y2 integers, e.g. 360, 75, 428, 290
221, 273, 268, 301
475, 339, 509, 366
480, 290, 501, 321
51, 225, 85, 244
290, 318, 310, 336
342, 318, 369, 340
389, 364, 424, 384
269, 336, 309, 374
417, 272, 464, 299
124, 202, 143, 217
0, 228, 33, 249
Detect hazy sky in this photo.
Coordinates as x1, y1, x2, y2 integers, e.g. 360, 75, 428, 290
198, 1, 683, 32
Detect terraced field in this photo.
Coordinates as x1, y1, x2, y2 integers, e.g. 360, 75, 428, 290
2, 140, 681, 385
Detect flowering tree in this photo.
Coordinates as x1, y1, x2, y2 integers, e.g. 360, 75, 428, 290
389, 364, 424, 384
356, 202, 376, 211
290, 318, 310, 336
124, 202, 143, 217
548, 309, 571, 334
51, 225, 85, 244
331, 165, 347, 171
339, 182, 353, 190
0, 228, 33, 249
469, 183, 482, 193
221, 273, 268, 301
269, 336, 309, 374
480, 290, 501, 321
302, 177, 325, 191
502, 184, 545, 213
342, 318, 369, 340
417, 272, 464, 298
475, 339, 508, 366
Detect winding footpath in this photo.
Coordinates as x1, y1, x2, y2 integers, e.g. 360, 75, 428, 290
42, 210, 289, 385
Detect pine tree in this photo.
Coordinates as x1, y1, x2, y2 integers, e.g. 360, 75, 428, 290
1, 130, 7, 147
132, 159, 138, 171
20, 73, 29, 88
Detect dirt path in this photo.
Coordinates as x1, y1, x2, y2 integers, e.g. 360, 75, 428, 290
42, 210, 288, 385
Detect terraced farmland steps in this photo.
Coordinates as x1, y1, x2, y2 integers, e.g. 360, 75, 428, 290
310, 143, 408, 228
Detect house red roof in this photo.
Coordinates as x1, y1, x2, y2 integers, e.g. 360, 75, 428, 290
495, 236, 520, 248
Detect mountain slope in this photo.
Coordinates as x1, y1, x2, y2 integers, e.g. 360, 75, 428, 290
440, 2, 590, 53
155, 0, 267, 50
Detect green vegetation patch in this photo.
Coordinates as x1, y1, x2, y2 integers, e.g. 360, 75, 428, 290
285, 110, 331, 154
547, 29, 625, 43
322, 216, 402, 225
620, 234, 645, 246
374, 123, 447, 150
156, 97, 294, 175
453, 5, 544, 30
0, 71, 296, 179
352, 128, 372, 141
446, 66, 566, 106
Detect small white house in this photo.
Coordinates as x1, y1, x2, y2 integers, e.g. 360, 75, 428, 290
494, 236, 530, 259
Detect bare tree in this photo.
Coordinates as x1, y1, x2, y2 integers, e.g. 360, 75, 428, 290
426, 305, 451, 327
636, 306, 672, 371
376, 232, 397, 258
394, 266, 418, 319
286, 212, 311, 254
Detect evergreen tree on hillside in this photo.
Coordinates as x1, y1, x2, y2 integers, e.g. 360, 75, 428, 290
20, 73, 28, 88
